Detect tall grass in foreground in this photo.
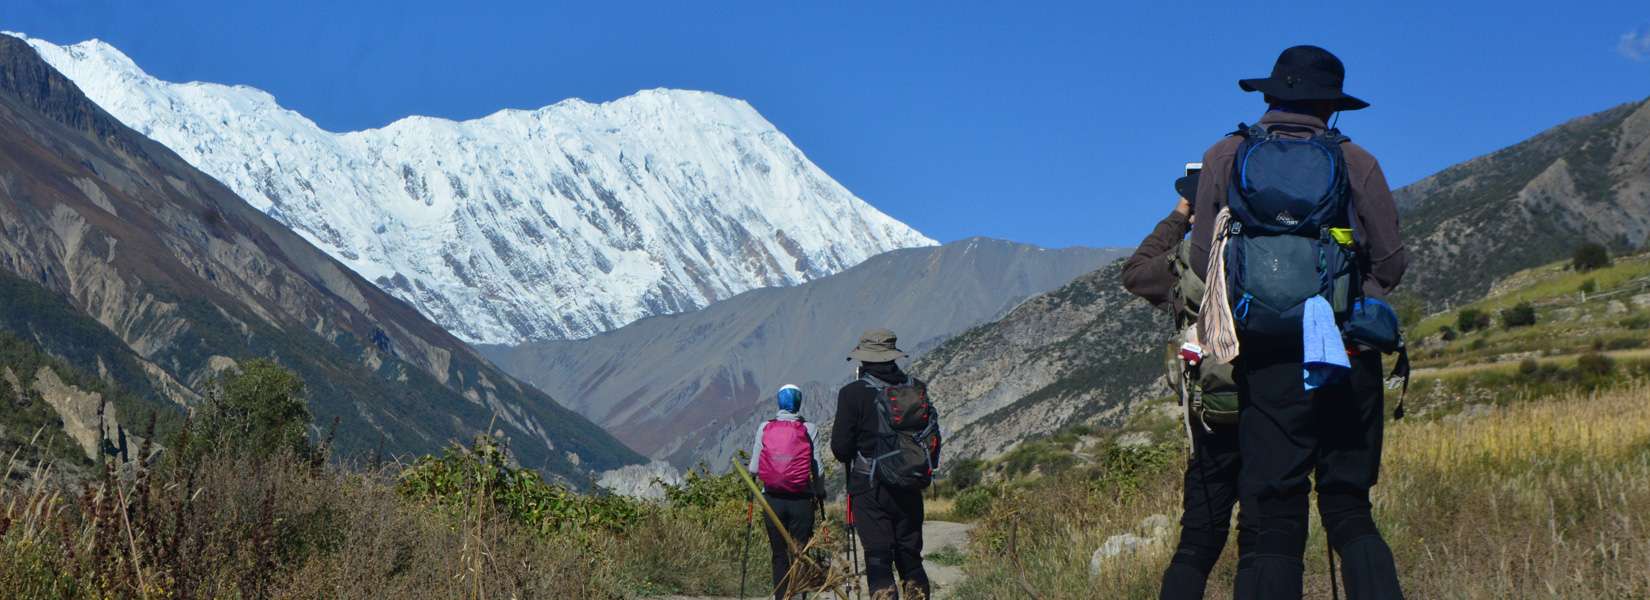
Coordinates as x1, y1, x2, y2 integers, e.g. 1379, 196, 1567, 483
954, 382, 1650, 599
0, 438, 765, 599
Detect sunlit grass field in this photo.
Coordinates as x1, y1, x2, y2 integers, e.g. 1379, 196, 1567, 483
953, 382, 1650, 599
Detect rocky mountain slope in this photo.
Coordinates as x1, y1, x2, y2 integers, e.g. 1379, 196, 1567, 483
919, 96, 1650, 463
483, 239, 1123, 468
14, 33, 934, 345
912, 262, 1167, 462
1395, 98, 1650, 309
0, 36, 639, 479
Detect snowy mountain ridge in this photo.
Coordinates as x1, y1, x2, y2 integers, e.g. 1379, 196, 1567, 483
11, 32, 935, 344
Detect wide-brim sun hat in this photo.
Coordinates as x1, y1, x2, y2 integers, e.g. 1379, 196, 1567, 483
1238, 45, 1369, 111
847, 328, 907, 363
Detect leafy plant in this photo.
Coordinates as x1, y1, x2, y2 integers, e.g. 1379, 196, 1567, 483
1572, 242, 1611, 272
1577, 352, 1615, 377
946, 459, 985, 492
398, 435, 642, 535
184, 359, 313, 464
1457, 308, 1491, 333
1500, 302, 1537, 329
952, 486, 998, 521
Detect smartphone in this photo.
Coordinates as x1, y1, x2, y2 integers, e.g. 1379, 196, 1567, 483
1185, 162, 1202, 176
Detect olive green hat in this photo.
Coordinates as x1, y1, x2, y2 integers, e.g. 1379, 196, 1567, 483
847, 328, 907, 363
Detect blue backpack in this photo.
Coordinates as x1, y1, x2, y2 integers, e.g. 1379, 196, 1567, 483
1223, 123, 1360, 341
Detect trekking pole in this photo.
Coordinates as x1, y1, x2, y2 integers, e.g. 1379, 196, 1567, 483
740, 494, 755, 599
845, 484, 860, 600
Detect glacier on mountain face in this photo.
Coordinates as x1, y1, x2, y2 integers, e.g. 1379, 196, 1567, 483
12, 32, 935, 345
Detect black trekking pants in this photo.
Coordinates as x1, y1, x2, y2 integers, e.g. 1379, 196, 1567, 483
1233, 347, 1403, 600
1159, 417, 1240, 600
764, 493, 817, 600
850, 485, 930, 599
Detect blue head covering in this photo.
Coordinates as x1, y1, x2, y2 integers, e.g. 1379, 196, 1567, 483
776, 384, 803, 413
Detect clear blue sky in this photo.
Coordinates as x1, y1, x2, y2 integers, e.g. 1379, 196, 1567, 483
6, 1, 1649, 248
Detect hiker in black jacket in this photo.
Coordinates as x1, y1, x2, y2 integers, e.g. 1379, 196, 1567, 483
832, 328, 940, 599
1189, 46, 1407, 600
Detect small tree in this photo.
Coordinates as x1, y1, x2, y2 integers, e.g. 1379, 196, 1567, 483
1572, 242, 1611, 272
189, 358, 312, 461
1578, 279, 1597, 294
947, 459, 984, 492
1457, 308, 1491, 333
1500, 302, 1537, 328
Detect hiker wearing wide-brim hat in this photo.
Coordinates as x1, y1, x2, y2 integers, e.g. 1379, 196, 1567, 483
1180, 45, 1409, 600
831, 328, 938, 599
1237, 45, 1370, 112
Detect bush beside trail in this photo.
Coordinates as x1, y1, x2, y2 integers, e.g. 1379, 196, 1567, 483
0, 362, 766, 599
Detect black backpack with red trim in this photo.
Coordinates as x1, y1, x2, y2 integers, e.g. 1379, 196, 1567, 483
852, 375, 941, 491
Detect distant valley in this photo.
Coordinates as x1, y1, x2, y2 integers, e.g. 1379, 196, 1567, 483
483, 239, 1124, 469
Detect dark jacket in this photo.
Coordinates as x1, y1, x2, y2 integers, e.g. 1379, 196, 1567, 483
1120, 210, 1191, 310
1189, 110, 1409, 298
831, 362, 943, 492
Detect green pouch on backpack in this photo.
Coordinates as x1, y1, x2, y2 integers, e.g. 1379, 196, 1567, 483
1193, 362, 1240, 426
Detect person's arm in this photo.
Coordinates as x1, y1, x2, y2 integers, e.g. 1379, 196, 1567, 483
1348, 150, 1409, 297
807, 422, 824, 475
830, 385, 858, 465
747, 421, 765, 474
1120, 208, 1191, 307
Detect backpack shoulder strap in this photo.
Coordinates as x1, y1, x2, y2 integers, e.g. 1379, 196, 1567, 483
1319, 128, 1351, 145
860, 374, 888, 390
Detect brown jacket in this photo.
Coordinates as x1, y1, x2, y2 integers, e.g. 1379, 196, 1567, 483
1121, 209, 1190, 311
1189, 110, 1409, 297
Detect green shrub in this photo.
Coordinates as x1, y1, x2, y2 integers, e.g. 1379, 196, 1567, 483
398, 435, 642, 535
1500, 302, 1537, 328
1440, 326, 1459, 341
1518, 358, 1541, 377
1577, 352, 1615, 377
953, 486, 998, 520
946, 458, 985, 492
1621, 315, 1650, 330
1457, 308, 1491, 333
1470, 337, 1488, 351
185, 359, 314, 463
1579, 279, 1597, 294
661, 462, 750, 511
1572, 242, 1611, 272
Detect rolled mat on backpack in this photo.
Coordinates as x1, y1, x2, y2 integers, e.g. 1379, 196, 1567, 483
1200, 207, 1241, 364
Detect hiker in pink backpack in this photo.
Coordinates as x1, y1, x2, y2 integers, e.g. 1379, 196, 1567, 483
747, 384, 825, 600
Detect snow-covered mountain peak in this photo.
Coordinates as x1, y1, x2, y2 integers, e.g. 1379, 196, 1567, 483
11, 32, 935, 345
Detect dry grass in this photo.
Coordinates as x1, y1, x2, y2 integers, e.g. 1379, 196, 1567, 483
953, 382, 1650, 599
0, 442, 763, 599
